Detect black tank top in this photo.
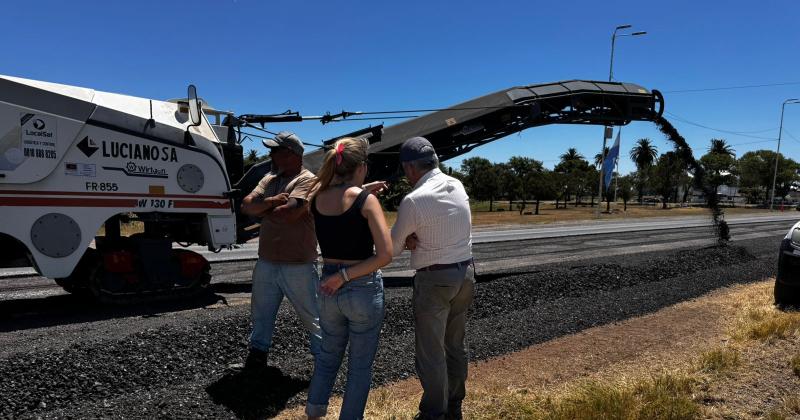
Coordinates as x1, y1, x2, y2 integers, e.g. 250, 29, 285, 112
312, 189, 375, 260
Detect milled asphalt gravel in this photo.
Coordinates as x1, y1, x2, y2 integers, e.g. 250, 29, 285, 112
0, 234, 781, 419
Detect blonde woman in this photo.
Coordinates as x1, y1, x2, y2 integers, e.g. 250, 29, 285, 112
305, 138, 392, 420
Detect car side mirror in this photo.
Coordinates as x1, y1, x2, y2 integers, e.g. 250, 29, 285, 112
791, 228, 800, 245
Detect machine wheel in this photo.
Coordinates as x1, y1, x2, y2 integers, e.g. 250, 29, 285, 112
172, 249, 211, 290
86, 247, 211, 304
54, 248, 98, 296
54, 277, 83, 295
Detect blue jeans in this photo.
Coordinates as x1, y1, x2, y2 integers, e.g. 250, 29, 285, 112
249, 259, 322, 358
306, 264, 385, 420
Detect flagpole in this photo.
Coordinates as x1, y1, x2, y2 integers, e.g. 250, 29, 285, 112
613, 128, 621, 203
602, 131, 621, 213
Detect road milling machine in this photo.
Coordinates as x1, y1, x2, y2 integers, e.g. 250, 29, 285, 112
0, 75, 663, 302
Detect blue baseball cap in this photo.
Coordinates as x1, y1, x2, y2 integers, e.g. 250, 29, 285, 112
399, 136, 436, 162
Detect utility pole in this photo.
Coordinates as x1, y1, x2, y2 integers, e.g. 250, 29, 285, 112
770, 98, 800, 210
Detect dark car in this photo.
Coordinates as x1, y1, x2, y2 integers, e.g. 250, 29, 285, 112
775, 221, 800, 305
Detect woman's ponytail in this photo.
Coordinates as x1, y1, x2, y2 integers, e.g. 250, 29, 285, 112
307, 137, 369, 199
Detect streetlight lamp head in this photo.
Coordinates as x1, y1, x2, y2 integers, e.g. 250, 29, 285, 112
631, 31, 647, 36
616, 24, 632, 30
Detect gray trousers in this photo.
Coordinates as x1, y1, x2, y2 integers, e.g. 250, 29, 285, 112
413, 264, 475, 418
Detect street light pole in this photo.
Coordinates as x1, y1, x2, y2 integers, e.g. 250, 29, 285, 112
769, 98, 800, 211
596, 25, 646, 217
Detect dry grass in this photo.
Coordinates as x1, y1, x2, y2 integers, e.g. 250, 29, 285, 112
463, 386, 540, 420
293, 374, 702, 420
727, 283, 800, 342
791, 354, 800, 377
96, 221, 144, 237
449, 372, 700, 420
696, 346, 740, 374
732, 305, 800, 343
362, 388, 419, 419
784, 395, 800, 415
384, 203, 770, 227
540, 373, 699, 420
767, 396, 800, 419
358, 373, 700, 420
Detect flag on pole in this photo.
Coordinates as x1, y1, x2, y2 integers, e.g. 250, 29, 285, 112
603, 131, 620, 190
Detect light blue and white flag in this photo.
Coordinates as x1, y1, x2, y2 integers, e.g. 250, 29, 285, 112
603, 131, 620, 190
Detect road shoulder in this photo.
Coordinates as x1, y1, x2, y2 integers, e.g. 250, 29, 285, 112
276, 279, 800, 419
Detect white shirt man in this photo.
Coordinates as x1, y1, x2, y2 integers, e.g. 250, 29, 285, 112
390, 167, 472, 269
390, 136, 474, 420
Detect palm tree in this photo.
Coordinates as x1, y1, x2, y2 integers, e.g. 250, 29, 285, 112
708, 138, 735, 157
629, 138, 658, 203
559, 148, 584, 164
557, 148, 587, 205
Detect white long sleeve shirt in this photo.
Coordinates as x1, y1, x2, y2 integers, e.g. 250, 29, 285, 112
391, 168, 473, 270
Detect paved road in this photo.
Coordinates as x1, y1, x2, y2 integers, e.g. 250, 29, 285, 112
1, 214, 793, 301
1, 213, 796, 280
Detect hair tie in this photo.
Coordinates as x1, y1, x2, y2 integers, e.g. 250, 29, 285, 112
335, 143, 345, 166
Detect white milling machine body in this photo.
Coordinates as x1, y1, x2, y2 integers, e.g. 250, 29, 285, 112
0, 75, 242, 300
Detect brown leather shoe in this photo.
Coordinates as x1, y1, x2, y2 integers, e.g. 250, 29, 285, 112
414, 412, 445, 420
446, 402, 463, 420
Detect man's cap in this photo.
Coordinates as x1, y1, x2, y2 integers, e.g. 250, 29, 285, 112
399, 136, 437, 162
263, 131, 304, 156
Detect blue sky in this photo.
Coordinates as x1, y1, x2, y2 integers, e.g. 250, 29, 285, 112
2, 0, 799, 174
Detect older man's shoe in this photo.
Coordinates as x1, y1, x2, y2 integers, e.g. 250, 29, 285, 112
243, 348, 268, 371
414, 413, 444, 420
445, 401, 463, 420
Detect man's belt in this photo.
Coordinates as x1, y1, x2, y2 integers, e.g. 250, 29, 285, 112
417, 258, 473, 272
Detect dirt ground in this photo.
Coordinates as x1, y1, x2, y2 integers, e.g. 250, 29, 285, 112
277, 279, 800, 419
383, 204, 776, 227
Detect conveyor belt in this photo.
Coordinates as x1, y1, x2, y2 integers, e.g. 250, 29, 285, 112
304, 79, 664, 180
232, 79, 664, 243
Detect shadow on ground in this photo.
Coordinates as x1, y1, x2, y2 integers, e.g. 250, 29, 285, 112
0, 286, 237, 332
206, 366, 309, 419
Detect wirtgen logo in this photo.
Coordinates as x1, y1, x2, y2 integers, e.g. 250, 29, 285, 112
102, 161, 168, 179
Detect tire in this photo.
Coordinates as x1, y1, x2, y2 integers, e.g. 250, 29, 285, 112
55, 248, 98, 296
774, 279, 800, 306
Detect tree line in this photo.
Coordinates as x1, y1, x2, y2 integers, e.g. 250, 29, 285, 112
457, 138, 800, 212
242, 139, 800, 213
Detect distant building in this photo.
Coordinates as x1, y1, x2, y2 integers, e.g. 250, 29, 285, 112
684, 184, 746, 205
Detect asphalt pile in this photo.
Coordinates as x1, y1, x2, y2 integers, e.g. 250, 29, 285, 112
0, 244, 774, 419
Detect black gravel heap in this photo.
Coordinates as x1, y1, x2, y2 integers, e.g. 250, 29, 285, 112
0, 244, 775, 419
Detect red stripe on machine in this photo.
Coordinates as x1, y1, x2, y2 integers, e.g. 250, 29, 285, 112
0, 197, 230, 209
0, 190, 225, 200
0, 197, 137, 207
173, 200, 231, 209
